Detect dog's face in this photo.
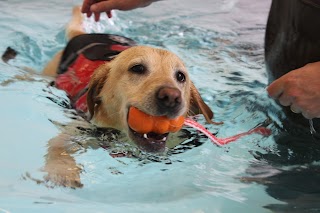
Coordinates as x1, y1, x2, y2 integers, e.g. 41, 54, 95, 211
87, 46, 214, 152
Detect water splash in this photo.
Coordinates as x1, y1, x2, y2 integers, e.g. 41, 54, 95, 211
309, 119, 317, 135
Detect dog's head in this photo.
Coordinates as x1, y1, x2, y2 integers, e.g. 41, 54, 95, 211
87, 46, 215, 152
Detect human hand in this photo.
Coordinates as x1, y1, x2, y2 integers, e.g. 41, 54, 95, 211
267, 62, 320, 119
82, 0, 155, 21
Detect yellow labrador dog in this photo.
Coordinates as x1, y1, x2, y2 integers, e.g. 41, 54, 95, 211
26, 7, 219, 188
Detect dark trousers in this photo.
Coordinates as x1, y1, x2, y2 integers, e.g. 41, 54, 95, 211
265, 0, 320, 133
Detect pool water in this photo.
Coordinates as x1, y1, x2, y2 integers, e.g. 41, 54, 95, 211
1, 0, 320, 212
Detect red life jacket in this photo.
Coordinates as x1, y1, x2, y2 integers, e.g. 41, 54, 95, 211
54, 34, 136, 113
55, 54, 105, 112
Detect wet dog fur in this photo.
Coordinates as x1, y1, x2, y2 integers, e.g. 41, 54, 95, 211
16, 7, 220, 188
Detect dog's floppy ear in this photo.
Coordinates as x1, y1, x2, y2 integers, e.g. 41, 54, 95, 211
188, 83, 223, 125
87, 66, 109, 120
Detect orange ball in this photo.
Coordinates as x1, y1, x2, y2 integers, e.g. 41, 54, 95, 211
128, 107, 185, 134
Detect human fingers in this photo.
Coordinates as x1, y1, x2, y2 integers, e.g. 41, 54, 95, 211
106, 11, 112, 18
278, 91, 296, 107
86, 11, 92, 18
267, 78, 294, 106
290, 99, 320, 119
301, 107, 320, 119
90, 0, 119, 13
290, 104, 301, 114
267, 78, 284, 99
302, 111, 313, 119
94, 12, 101, 22
81, 0, 95, 14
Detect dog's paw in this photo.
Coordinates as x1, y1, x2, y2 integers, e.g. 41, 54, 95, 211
43, 164, 83, 189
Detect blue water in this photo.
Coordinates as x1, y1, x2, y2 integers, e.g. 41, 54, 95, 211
2, 0, 318, 212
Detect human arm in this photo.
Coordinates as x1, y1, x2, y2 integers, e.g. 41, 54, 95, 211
81, 0, 157, 21
267, 62, 320, 119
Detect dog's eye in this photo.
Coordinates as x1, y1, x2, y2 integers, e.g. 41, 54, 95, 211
176, 71, 186, 83
130, 64, 145, 74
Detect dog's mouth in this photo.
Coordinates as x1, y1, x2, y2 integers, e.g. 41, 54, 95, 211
128, 128, 169, 153
126, 106, 184, 152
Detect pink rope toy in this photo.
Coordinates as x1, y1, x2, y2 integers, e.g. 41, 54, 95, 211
184, 118, 271, 146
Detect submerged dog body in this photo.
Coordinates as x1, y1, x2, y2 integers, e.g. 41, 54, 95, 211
33, 6, 218, 188
50, 33, 215, 152
43, 7, 218, 152
38, 6, 216, 154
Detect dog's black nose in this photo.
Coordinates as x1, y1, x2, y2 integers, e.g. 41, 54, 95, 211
156, 87, 182, 114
